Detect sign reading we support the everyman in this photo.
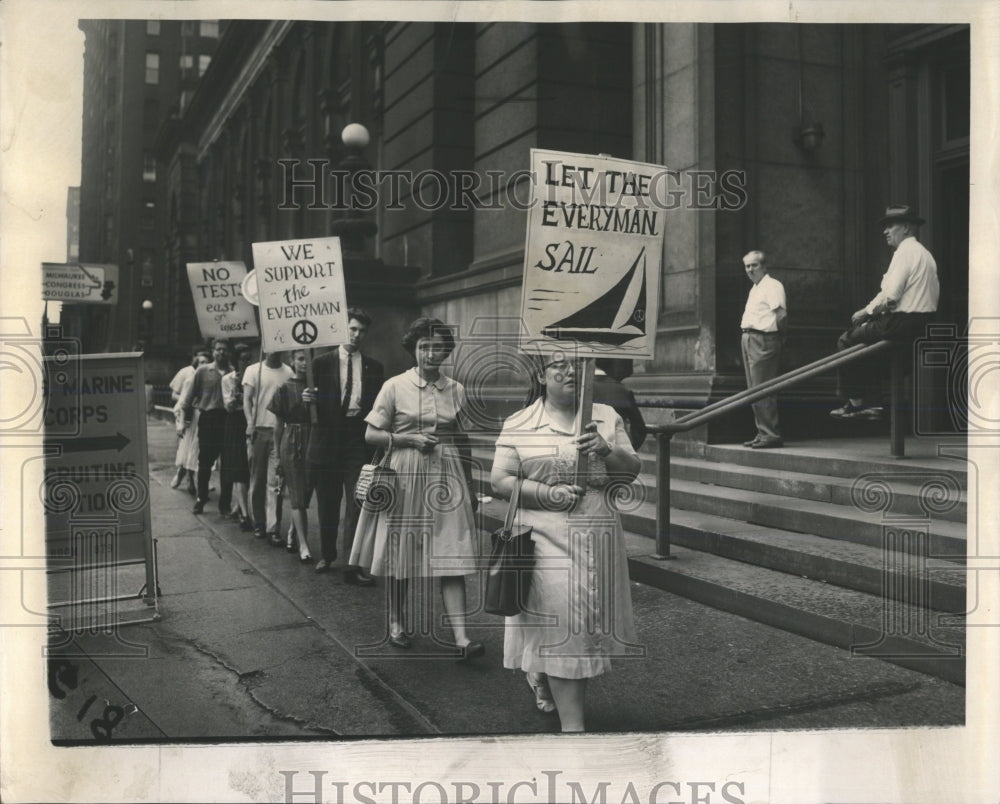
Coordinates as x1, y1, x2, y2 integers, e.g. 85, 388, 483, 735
520, 149, 665, 360
251, 236, 348, 352
186, 261, 259, 338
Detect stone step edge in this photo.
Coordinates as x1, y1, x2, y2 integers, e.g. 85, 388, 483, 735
652, 517, 966, 614
471, 465, 966, 548
478, 499, 965, 615
626, 550, 965, 687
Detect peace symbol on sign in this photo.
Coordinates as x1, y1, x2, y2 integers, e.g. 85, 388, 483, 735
291, 319, 318, 345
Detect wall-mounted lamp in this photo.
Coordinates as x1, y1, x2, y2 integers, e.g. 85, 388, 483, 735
796, 122, 825, 153
794, 28, 825, 154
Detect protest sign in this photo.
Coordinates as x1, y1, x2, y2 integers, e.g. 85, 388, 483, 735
42, 263, 119, 305
185, 261, 259, 339
519, 149, 665, 359
250, 236, 348, 353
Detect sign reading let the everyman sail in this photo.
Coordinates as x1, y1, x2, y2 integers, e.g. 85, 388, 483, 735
519, 149, 665, 360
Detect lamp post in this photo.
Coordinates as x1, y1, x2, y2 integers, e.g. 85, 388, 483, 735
138, 299, 153, 351
329, 123, 378, 255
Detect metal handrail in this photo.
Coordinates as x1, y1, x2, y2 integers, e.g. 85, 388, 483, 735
646, 339, 904, 559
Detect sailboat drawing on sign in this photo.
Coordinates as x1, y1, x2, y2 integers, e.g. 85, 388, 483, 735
541, 247, 647, 346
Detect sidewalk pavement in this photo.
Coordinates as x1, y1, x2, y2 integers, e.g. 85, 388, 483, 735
49, 417, 963, 741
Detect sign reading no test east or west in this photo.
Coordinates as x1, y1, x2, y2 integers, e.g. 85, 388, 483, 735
186, 261, 260, 339
251, 236, 349, 353
520, 148, 665, 360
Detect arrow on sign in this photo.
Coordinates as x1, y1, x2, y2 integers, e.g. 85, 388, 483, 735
45, 432, 131, 454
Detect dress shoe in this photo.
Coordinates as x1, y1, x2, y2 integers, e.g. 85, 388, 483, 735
192, 500, 205, 514
830, 401, 866, 420
344, 567, 375, 586
743, 437, 761, 447
314, 559, 330, 573
388, 632, 412, 649
344, 568, 376, 587
299, 554, 313, 564
750, 438, 784, 449
170, 470, 183, 489
239, 517, 254, 532
253, 527, 266, 540
268, 532, 282, 547
526, 672, 557, 714
455, 641, 485, 662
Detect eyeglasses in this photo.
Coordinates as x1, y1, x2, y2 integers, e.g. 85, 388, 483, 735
544, 360, 577, 375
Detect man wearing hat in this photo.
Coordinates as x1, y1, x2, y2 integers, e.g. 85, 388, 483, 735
830, 205, 939, 420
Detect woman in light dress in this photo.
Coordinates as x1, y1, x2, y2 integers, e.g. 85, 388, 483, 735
269, 349, 315, 563
173, 351, 210, 494
490, 353, 641, 731
350, 318, 482, 660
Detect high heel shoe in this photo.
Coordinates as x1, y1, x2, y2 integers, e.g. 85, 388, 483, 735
526, 672, 557, 714
455, 641, 485, 663
388, 630, 411, 649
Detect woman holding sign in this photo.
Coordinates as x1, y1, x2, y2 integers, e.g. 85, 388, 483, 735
269, 350, 315, 563
490, 353, 641, 732
350, 318, 482, 660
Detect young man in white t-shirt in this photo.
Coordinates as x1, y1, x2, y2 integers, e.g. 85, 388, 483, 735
243, 350, 294, 543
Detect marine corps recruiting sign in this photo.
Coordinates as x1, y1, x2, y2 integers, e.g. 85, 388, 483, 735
185, 260, 259, 339
251, 236, 349, 353
43, 353, 153, 569
520, 149, 665, 359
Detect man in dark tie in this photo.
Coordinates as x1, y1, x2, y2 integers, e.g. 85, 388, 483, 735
303, 308, 384, 584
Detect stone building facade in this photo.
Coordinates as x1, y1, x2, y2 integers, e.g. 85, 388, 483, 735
85, 20, 970, 438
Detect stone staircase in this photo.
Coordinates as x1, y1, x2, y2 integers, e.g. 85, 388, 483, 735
471, 436, 968, 686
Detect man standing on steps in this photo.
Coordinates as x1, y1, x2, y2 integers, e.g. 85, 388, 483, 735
302, 308, 383, 584
180, 338, 232, 514
830, 204, 939, 421
244, 349, 294, 543
740, 250, 787, 449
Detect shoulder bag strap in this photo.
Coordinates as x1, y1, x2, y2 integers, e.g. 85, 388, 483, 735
377, 433, 393, 468
502, 478, 522, 534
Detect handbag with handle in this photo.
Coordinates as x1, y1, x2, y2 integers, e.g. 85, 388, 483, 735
484, 479, 535, 616
355, 433, 397, 512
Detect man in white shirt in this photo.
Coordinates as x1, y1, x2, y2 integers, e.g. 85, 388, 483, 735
740, 250, 787, 448
243, 350, 294, 543
831, 205, 939, 420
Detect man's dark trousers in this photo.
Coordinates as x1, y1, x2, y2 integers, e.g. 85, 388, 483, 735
310, 417, 370, 563
196, 409, 227, 504
837, 312, 934, 401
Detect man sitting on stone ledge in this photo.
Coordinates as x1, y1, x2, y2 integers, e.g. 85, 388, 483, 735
830, 204, 939, 422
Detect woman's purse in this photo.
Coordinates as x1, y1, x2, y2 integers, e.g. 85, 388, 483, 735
484, 479, 535, 616
355, 433, 397, 512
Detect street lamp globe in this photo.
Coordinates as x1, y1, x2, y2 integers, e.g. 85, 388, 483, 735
341, 123, 370, 149
141, 299, 153, 311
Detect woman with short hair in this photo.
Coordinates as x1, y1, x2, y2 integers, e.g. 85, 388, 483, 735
350, 317, 482, 660
490, 353, 641, 731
